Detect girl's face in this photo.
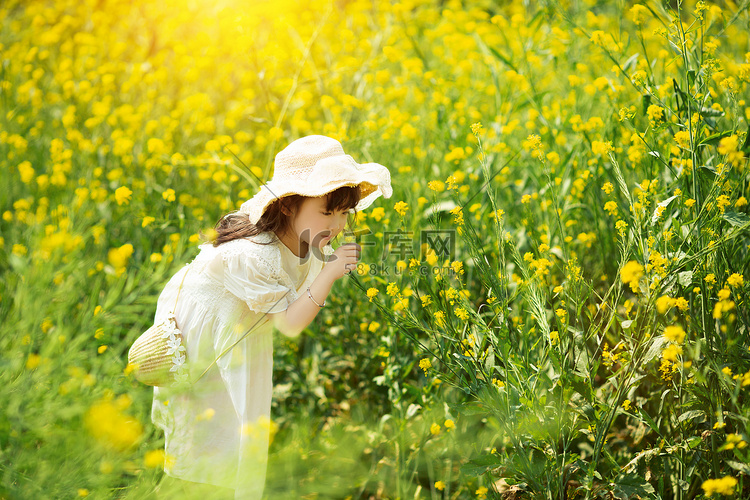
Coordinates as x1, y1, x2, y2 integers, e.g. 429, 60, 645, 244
282, 196, 349, 256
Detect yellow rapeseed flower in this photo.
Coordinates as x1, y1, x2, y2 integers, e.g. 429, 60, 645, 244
84, 399, 143, 451
394, 201, 409, 216
604, 200, 618, 216
591, 140, 613, 156
114, 186, 132, 205
727, 273, 744, 288
550, 330, 559, 345
428, 180, 445, 192
434, 311, 446, 327
620, 260, 644, 293
107, 243, 134, 272
674, 297, 689, 311
647, 104, 664, 124
455, 307, 469, 320
26, 353, 41, 370
450, 261, 464, 274
630, 4, 649, 25
663, 325, 686, 344
717, 135, 744, 167
656, 295, 674, 314
366, 288, 379, 301
674, 130, 690, 149
370, 207, 385, 221
589, 30, 607, 46
435, 481, 446, 491
17, 160, 34, 183
419, 358, 432, 373
449, 206, 464, 226
720, 434, 747, 451
144, 449, 165, 468
702, 476, 737, 496
662, 344, 682, 362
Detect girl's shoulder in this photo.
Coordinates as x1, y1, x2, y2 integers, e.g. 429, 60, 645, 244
197, 232, 283, 269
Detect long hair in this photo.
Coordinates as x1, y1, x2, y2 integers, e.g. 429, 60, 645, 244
213, 185, 362, 246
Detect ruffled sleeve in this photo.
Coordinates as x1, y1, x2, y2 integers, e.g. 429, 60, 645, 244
206, 238, 292, 315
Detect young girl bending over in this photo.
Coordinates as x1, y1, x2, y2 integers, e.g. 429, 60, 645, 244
151, 135, 392, 499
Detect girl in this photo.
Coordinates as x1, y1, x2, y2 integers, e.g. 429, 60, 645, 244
151, 135, 392, 499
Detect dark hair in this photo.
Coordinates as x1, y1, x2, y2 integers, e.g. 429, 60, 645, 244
213, 185, 362, 246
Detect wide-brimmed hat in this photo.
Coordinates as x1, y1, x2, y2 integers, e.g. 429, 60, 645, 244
238, 135, 392, 224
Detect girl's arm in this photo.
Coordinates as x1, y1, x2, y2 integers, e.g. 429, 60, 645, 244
269, 243, 360, 337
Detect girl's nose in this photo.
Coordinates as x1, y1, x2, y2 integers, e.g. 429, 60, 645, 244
333, 214, 346, 233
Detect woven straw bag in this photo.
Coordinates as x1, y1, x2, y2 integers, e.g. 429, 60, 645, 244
128, 267, 189, 387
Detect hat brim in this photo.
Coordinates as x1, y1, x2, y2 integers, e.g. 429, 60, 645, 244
239, 156, 392, 224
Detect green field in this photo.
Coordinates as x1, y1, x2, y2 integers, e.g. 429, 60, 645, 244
1, 0, 749, 498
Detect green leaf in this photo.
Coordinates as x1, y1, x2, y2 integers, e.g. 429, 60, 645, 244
742, 126, 750, 154
687, 69, 696, 86
699, 106, 725, 118
678, 271, 693, 287
458, 401, 490, 416
623, 53, 639, 72
698, 130, 733, 147
651, 195, 677, 224
611, 473, 656, 499
638, 408, 661, 436
405, 403, 421, 419
678, 409, 705, 424
422, 200, 457, 218
644, 335, 667, 365
722, 212, 750, 227
727, 460, 750, 474
460, 453, 502, 476
687, 436, 702, 449
673, 78, 691, 117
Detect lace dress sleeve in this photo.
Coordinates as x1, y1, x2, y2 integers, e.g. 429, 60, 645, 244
207, 238, 292, 315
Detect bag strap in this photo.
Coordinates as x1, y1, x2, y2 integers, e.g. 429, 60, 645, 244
170, 264, 191, 315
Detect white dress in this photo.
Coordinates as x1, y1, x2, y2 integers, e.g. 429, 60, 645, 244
151, 231, 331, 499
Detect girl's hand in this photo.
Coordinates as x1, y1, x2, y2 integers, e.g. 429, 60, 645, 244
324, 242, 361, 281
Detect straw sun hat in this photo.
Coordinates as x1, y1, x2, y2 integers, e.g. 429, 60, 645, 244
239, 135, 393, 224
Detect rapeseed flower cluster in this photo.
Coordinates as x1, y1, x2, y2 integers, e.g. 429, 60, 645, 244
702, 476, 737, 496
84, 397, 143, 452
